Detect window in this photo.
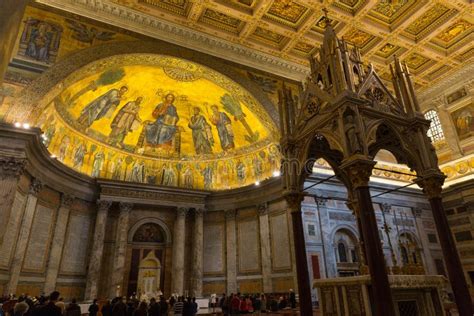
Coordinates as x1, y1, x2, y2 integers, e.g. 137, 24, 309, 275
308, 224, 316, 236
424, 110, 445, 142
338, 242, 347, 262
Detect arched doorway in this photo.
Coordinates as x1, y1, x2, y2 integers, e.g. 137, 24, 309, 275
126, 220, 170, 298
333, 228, 360, 277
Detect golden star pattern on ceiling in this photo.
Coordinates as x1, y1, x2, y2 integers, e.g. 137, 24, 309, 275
80, 0, 474, 90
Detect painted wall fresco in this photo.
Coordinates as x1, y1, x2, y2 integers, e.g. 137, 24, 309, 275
451, 104, 474, 141
34, 55, 281, 191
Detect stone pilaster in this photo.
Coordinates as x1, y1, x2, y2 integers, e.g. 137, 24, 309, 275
172, 207, 188, 295
191, 208, 204, 297
0, 157, 26, 245
84, 200, 111, 300
6, 178, 42, 295
257, 203, 272, 293
109, 202, 132, 298
225, 209, 237, 294
44, 194, 74, 294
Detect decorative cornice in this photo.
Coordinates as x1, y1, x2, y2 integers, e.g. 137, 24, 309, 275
36, 0, 310, 81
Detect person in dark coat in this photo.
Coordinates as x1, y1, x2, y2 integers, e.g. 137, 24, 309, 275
148, 298, 160, 316
101, 300, 112, 316
182, 297, 193, 316
132, 302, 147, 316
88, 299, 99, 316
111, 297, 127, 316
38, 291, 62, 316
159, 296, 168, 315
65, 298, 81, 316
289, 289, 296, 309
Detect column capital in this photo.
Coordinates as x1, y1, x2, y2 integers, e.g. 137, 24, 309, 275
119, 202, 133, 213
195, 208, 205, 217
97, 199, 112, 212
341, 158, 376, 189
177, 207, 189, 217
0, 157, 26, 180
415, 174, 445, 199
381, 203, 391, 213
314, 196, 327, 207
225, 209, 237, 219
257, 203, 269, 216
284, 193, 304, 212
60, 194, 74, 208
29, 178, 43, 196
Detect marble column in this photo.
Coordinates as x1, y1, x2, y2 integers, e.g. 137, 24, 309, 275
0, 157, 26, 246
44, 194, 74, 294
109, 202, 132, 298
191, 208, 204, 297
0, 0, 29, 84
257, 203, 272, 293
286, 193, 312, 316
172, 207, 187, 295
6, 178, 42, 295
84, 200, 111, 300
418, 175, 472, 315
225, 210, 237, 294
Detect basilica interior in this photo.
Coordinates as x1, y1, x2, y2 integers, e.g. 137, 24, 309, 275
0, 0, 473, 315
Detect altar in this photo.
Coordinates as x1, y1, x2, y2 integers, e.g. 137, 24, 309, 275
313, 275, 447, 316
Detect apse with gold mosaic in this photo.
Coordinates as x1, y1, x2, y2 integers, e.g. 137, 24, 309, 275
35, 54, 281, 191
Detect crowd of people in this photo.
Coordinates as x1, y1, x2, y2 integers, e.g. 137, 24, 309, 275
215, 291, 296, 315
0, 289, 297, 316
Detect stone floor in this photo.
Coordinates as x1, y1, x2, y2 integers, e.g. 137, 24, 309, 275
197, 309, 321, 315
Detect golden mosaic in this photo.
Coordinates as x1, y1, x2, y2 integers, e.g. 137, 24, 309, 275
33, 54, 281, 191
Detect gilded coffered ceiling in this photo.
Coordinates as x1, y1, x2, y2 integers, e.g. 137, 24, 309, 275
35, 0, 473, 90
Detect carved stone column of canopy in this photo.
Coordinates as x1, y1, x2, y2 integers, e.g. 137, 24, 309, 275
380, 203, 400, 274
346, 198, 369, 275
172, 207, 188, 295
191, 208, 204, 297
85, 200, 111, 300
44, 194, 74, 294
0, 157, 26, 245
286, 193, 312, 316
109, 202, 132, 298
225, 209, 237, 294
6, 178, 42, 295
258, 203, 273, 293
0, 0, 28, 84
417, 175, 473, 315
341, 159, 395, 316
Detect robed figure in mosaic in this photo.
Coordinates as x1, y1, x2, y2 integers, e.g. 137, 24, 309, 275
188, 107, 214, 154
210, 105, 234, 151
77, 86, 128, 128
145, 93, 179, 148
109, 96, 143, 147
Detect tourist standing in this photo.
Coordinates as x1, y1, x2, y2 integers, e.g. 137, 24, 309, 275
64, 298, 81, 316
111, 297, 127, 316
13, 297, 29, 316
173, 296, 184, 316
38, 291, 62, 316
289, 289, 296, 309
133, 301, 148, 316
89, 299, 99, 316
159, 296, 169, 315
148, 298, 160, 316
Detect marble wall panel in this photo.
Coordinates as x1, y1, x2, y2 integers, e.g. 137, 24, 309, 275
203, 223, 225, 275
16, 283, 42, 296
270, 213, 292, 271
202, 281, 226, 295
60, 213, 92, 275
56, 285, 85, 300
22, 204, 55, 272
238, 279, 262, 294
237, 219, 260, 274
272, 276, 294, 293
0, 191, 26, 268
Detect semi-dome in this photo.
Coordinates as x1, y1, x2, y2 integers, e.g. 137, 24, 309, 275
34, 54, 281, 190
